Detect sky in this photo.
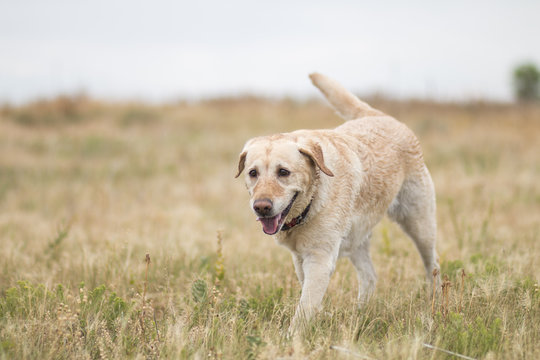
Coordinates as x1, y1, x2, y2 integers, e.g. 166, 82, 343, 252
1, 0, 539, 104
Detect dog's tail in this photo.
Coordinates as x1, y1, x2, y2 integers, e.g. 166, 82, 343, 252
309, 73, 384, 120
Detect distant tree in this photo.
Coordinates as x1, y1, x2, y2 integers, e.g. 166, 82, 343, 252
513, 63, 540, 102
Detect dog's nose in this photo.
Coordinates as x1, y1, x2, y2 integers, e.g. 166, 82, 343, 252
253, 198, 273, 216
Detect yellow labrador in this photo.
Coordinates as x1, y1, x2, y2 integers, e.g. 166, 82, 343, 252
236, 73, 440, 329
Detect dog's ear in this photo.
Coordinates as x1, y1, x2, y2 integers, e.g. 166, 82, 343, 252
299, 143, 334, 177
235, 151, 247, 178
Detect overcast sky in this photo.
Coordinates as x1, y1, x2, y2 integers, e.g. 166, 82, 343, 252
1, 0, 539, 103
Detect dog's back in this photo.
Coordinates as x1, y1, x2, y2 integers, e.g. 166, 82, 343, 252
310, 72, 425, 176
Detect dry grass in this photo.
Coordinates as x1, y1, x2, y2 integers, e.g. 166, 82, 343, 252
0, 97, 539, 359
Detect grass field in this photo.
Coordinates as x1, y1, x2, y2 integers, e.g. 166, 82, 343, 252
0, 96, 539, 359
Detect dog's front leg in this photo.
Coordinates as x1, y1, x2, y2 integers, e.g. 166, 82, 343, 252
290, 251, 337, 331
291, 253, 304, 286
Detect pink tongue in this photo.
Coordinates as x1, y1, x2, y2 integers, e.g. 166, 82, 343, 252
259, 214, 281, 235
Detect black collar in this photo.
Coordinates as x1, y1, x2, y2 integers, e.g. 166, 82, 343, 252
281, 201, 311, 231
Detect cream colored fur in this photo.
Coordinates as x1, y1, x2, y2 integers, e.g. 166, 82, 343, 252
236, 73, 440, 332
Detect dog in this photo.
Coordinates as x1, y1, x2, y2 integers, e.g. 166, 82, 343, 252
235, 73, 440, 329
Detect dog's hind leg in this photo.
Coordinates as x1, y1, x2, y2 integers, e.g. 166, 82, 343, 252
349, 232, 377, 305
387, 167, 441, 288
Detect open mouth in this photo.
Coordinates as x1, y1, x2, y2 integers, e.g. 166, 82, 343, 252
257, 192, 298, 235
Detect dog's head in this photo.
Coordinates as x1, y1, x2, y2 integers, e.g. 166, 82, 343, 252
235, 134, 334, 235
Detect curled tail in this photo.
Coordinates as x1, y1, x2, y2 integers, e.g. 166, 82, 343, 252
309, 72, 384, 120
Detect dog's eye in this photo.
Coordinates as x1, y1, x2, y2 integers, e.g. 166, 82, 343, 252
249, 169, 258, 178
278, 168, 290, 177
